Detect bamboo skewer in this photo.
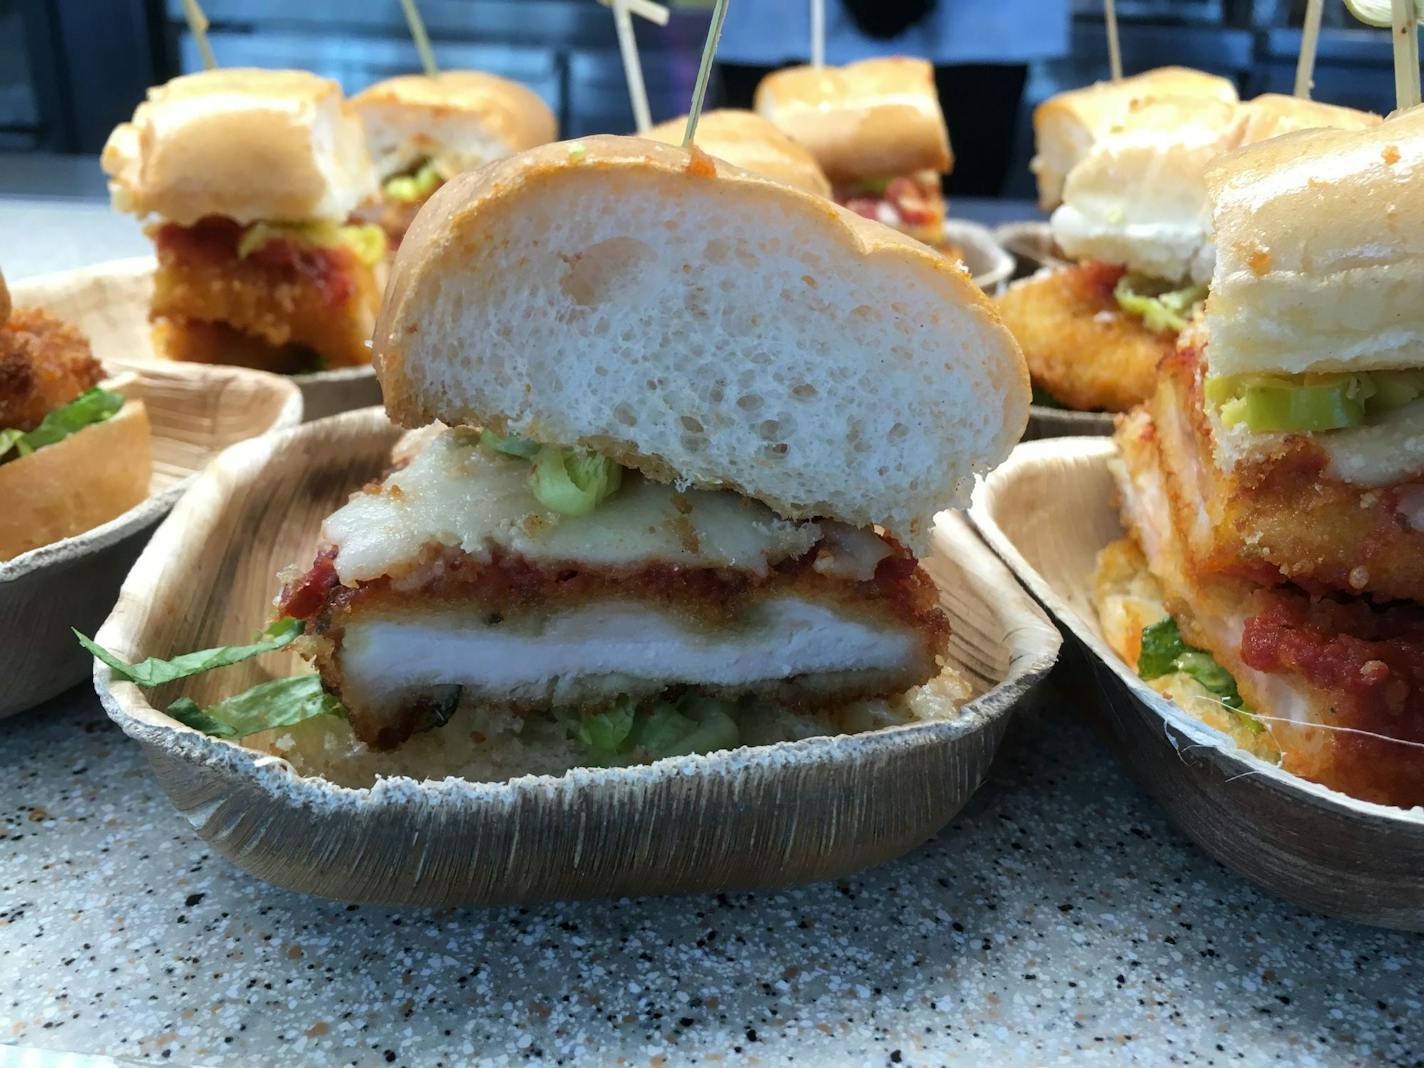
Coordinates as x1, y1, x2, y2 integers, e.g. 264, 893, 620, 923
1392, 0, 1422, 109
399, 0, 439, 78
181, 0, 216, 70
1104, 0, 1122, 81
1294, 0, 1325, 98
598, 0, 669, 134
683, 0, 730, 147
810, 0, 825, 68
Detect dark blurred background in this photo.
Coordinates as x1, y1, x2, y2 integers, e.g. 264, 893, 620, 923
0, 0, 1411, 200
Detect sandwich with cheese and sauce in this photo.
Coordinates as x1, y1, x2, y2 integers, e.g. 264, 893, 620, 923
644, 109, 831, 197
102, 69, 385, 373
352, 71, 557, 248
0, 269, 151, 562
754, 57, 951, 249
1096, 106, 1424, 808
996, 91, 1379, 414
260, 135, 1028, 781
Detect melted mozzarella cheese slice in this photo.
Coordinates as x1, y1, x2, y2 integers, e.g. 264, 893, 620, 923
326, 429, 889, 584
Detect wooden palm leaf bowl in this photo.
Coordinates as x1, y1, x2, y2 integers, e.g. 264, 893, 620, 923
13, 258, 382, 421
0, 359, 302, 717
92, 408, 1061, 906
970, 437, 1424, 930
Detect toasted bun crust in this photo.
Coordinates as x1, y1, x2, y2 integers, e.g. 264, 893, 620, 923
352, 71, 557, 182
1052, 94, 1380, 284
1031, 67, 1238, 210
644, 110, 832, 197
753, 58, 951, 184
102, 68, 377, 226
1204, 104, 1424, 378
0, 399, 152, 563
374, 135, 1027, 553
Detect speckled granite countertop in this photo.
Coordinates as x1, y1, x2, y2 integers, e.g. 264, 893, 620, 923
5, 680, 1422, 1067
2, 186, 1421, 1067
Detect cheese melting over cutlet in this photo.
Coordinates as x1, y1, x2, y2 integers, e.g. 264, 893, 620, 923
326, 429, 889, 583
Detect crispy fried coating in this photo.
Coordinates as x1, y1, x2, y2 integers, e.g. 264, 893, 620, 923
0, 307, 103, 431
149, 218, 379, 371
994, 262, 1174, 412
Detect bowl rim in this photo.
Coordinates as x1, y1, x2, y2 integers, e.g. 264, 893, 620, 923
989, 218, 1070, 271
9, 255, 377, 388
969, 435, 1424, 825
0, 362, 303, 585
943, 218, 1014, 291
93, 408, 1063, 812
1027, 405, 1115, 430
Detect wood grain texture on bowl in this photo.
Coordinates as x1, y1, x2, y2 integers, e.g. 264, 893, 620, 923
91, 408, 1061, 906
0, 359, 302, 718
12, 257, 381, 422
969, 438, 1424, 930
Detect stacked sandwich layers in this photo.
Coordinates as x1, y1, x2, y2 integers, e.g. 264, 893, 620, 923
755, 58, 952, 248
352, 71, 557, 248
103, 69, 385, 372
274, 136, 1029, 770
998, 72, 1379, 413
1099, 107, 1424, 808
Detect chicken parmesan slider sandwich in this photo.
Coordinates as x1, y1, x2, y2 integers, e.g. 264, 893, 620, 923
755, 57, 951, 249
352, 71, 557, 248
1096, 105, 1424, 808
270, 135, 1028, 777
103, 68, 385, 373
644, 109, 831, 197
997, 91, 1378, 413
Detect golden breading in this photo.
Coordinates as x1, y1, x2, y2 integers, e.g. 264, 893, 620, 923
1149, 343, 1424, 603
0, 307, 104, 431
994, 262, 1174, 412
149, 219, 379, 370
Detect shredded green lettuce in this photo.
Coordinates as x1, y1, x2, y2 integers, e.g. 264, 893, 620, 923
237, 221, 387, 267
530, 446, 623, 516
167, 675, 345, 739
74, 617, 303, 687
383, 162, 443, 203
0, 388, 124, 463
479, 429, 542, 459
564, 694, 741, 764
1137, 617, 1260, 731
1206, 370, 1424, 434
1113, 275, 1207, 334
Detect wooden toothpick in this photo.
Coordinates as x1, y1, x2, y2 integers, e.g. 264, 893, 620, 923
683, 0, 729, 146
1294, 0, 1324, 98
1392, 0, 1422, 109
599, 0, 670, 134
1104, 0, 1122, 81
400, 0, 439, 78
181, 0, 217, 70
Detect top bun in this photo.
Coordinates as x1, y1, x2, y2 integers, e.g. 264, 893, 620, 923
0, 269, 8, 329
102, 68, 377, 226
753, 58, 951, 185
643, 110, 831, 197
374, 135, 1027, 553
1052, 94, 1379, 284
1204, 104, 1424, 379
1031, 67, 1238, 210
352, 71, 557, 182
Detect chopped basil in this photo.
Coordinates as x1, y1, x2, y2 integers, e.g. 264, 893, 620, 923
1137, 617, 1262, 732
0, 388, 124, 463
563, 694, 741, 764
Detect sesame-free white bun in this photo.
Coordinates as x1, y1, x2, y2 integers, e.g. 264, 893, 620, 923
102, 68, 377, 226
1204, 104, 1424, 380
352, 71, 557, 182
644, 110, 832, 198
753, 57, 951, 185
1031, 67, 1238, 211
1051, 94, 1380, 284
374, 136, 1028, 554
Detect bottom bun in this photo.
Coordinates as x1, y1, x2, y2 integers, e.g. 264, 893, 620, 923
246, 669, 973, 788
0, 400, 152, 563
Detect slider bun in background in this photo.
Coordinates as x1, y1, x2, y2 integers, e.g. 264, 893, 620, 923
353, 71, 558, 181
644, 110, 832, 198
375, 135, 1029, 553
753, 57, 951, 185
